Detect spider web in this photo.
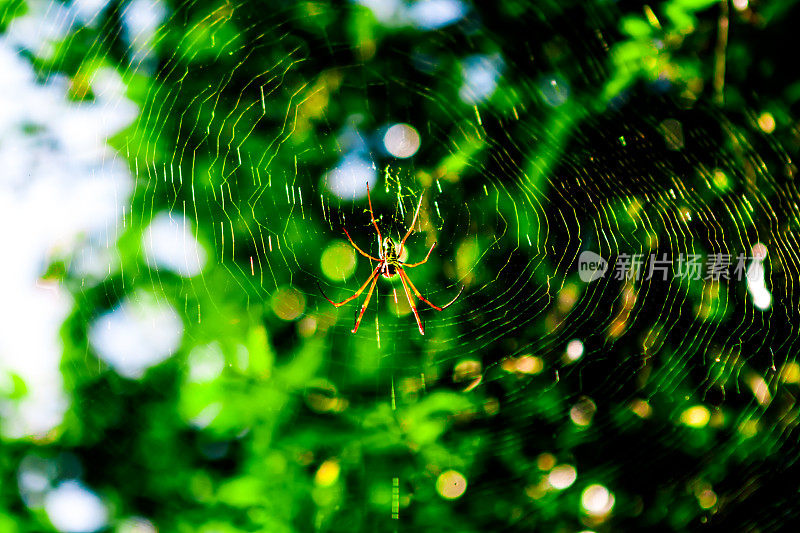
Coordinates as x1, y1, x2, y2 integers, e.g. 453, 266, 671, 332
9, 0, 800, 531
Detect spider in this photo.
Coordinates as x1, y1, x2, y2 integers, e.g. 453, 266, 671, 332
318, 184, 463, 335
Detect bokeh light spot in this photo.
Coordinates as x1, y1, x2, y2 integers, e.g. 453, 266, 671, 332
712, 169, 730, 191
298, 316, 318, 338
459, 54, 503, 104
142, 211, 206, 277
502, 354, 543, 375
88, 291, 183, 379
44, 481, 108, 533
436, 470, 467, 500
271, 286, 306, 321
565, 339, 584, 361
751, 242, 768, 260
117, 517, 157, 533
187, 343, 225, 383
453, 359, 482, 391
758, 112, 775, 133
387, 286, 412, 317
681, 405, 710, 428
698, 489, 717, 509
315, 459, 341, 487
548, 465, 577, 489
747, 374, 771, 406
305, 380, 346, 413
745, 256, 772, 311
408, 0, 466, 30
539, 76, 570, 107
321, 240, 358, 281
536, 453, 556, 471
570, 397, 597, 426
630, 399, 652, 418
324, 154, 377, 200
581, 484, 614, 517
384, 123, 421, 158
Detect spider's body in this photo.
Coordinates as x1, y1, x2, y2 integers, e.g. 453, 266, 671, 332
380, 238, 400, 278
318, 185, 463, 335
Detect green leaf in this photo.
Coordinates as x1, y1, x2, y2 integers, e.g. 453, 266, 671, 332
675, 0, 722, 10
621, 16, 653, 38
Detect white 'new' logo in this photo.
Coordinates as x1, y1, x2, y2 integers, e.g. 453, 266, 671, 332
578, 251, 608, 282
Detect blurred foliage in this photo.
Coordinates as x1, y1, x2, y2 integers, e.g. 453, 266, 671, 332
3, 0, 800, 531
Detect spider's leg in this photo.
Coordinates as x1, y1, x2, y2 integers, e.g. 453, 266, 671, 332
398, 268, 425, 335
366, 183, 383, 244
317, 264, 382, 307
403, 242, 437, 268
343, 227, 380, 261
399, 191, 425, 251
352, 271, 380, 333
399, 268, 463, 311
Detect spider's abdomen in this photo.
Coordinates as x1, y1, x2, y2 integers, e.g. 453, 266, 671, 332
382, 262, 398, 278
